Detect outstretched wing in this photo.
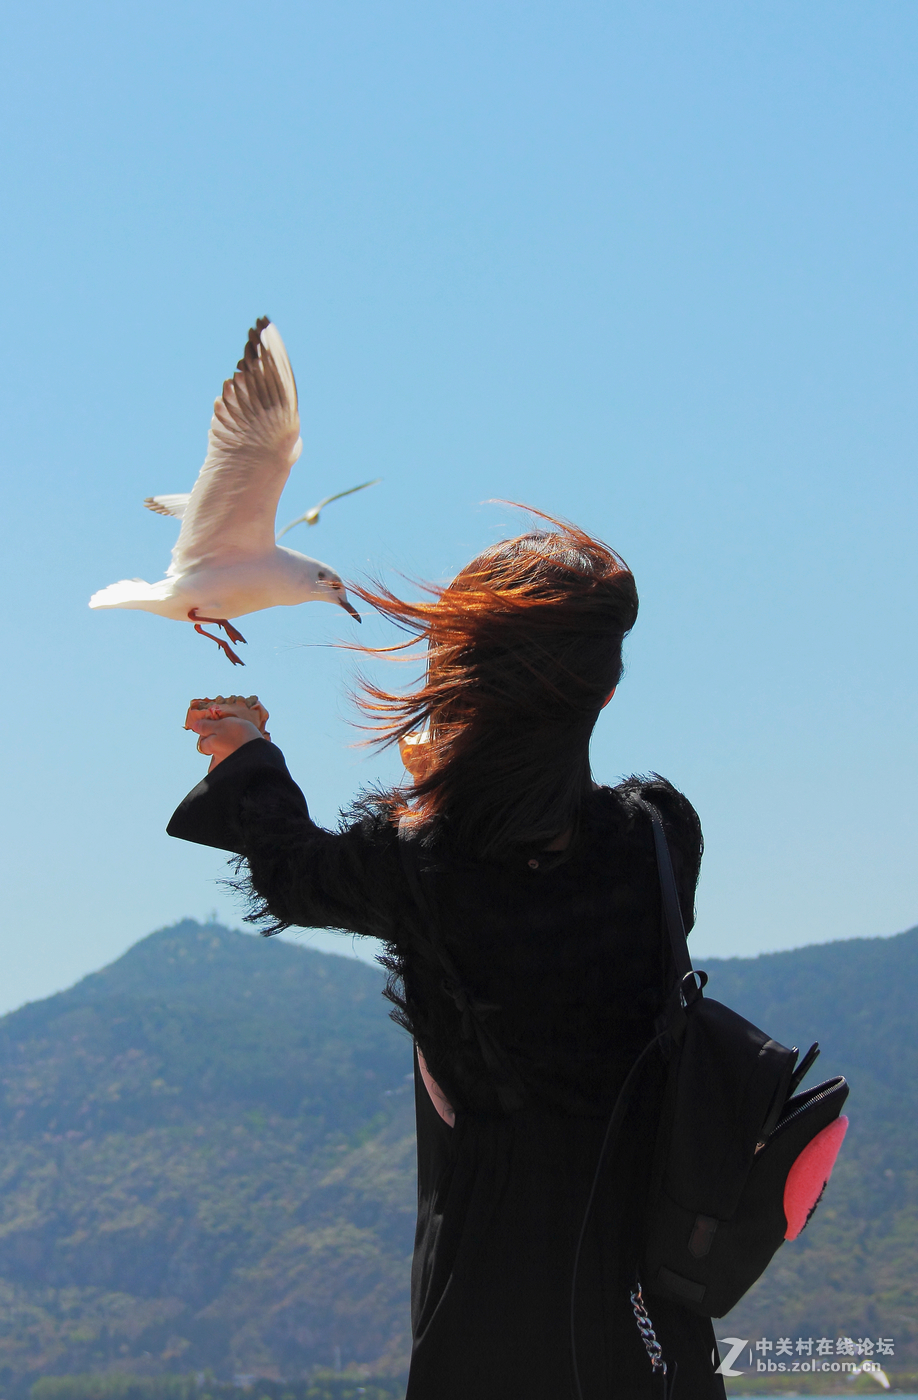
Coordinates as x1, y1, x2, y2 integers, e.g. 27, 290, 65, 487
169, 318, 302, 575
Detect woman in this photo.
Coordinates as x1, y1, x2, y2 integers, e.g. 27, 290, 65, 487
169, 519, 726, 1399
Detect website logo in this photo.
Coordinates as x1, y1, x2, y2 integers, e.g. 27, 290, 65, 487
714, 1338, 749, 1377
714, 1334, 894, 1381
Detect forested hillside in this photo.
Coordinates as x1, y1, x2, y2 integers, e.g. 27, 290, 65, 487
0, 923, 417, 1393
0, 919, 914, 1395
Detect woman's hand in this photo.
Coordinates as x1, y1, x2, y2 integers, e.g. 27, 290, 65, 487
184, 696, 270, 773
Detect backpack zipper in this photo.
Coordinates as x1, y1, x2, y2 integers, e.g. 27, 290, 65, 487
756, 1077, 845, 1154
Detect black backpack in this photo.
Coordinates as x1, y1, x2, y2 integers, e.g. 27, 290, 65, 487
570, 799, 849, 1396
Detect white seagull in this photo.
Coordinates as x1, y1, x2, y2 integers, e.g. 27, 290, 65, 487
275, 477, 381, 539
90, 317, 360, 665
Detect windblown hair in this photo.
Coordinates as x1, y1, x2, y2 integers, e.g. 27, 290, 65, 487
352, 511, 639, 860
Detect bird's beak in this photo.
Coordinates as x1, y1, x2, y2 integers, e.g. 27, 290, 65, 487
339, 596, 361, 622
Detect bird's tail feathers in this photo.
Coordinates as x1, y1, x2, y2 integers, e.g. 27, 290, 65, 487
89, 578, 173, 609
144, 494, 191, 520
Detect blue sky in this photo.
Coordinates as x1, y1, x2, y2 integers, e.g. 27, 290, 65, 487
1, 1, 916, 1015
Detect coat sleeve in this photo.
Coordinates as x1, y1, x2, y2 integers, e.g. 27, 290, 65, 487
167, 739, 404, 943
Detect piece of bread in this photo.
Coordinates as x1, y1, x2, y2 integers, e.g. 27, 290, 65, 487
184, 695, 271, 741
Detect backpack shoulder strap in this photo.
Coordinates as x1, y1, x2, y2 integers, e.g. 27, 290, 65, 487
632, 796, 694, 987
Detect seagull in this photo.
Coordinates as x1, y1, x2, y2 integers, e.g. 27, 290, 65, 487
276, 477, 381, 539
848, 1362, 890, 1390
90, 317, 360, 665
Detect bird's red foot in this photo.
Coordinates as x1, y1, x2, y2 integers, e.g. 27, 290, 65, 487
188, 609, 247, 645
192, 621, 245, 665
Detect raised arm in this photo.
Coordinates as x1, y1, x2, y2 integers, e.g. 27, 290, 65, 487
169, 703, 402, 943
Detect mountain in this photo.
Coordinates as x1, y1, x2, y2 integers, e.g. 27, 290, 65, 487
0, 923, 417, 1394
0, 918, 915, 1395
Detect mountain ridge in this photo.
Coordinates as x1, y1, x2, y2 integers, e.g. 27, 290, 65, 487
0, 918, 914, 1392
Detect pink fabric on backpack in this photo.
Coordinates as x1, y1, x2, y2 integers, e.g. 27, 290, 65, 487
783, 1116, 848, 1240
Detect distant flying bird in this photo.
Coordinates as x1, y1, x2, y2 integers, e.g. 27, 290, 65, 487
276, 477, 381, 539
848, 1363, 890, 1391
89, 318, 360, 666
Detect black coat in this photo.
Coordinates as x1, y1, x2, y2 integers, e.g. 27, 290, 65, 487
169, 739, 726, 1399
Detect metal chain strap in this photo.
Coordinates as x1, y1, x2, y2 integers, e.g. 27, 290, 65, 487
630, 1280, 668, 1377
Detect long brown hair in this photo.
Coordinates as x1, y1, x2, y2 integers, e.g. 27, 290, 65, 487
352, 511, 639, 859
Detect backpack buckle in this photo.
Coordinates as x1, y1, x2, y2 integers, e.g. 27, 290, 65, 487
681, 968, 707, 1005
